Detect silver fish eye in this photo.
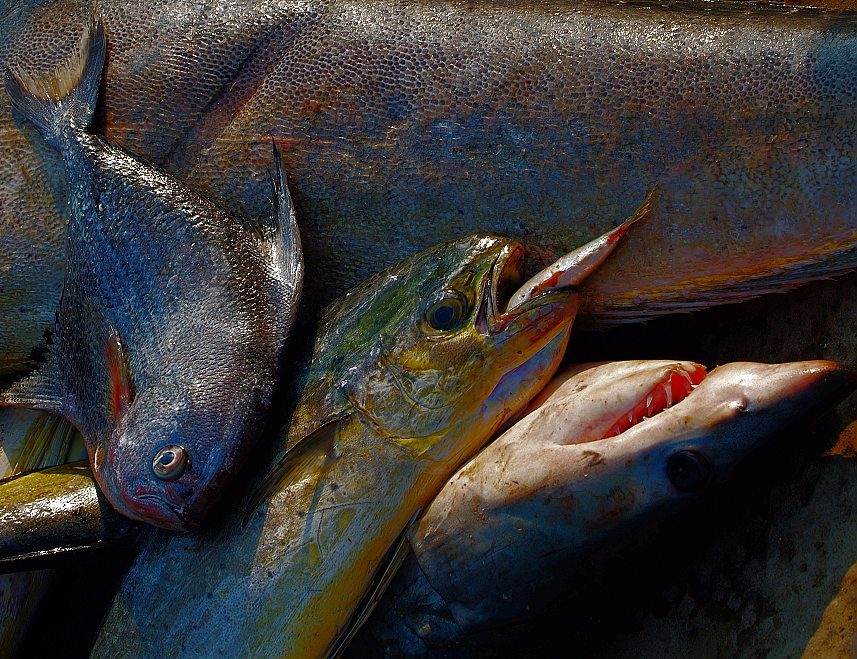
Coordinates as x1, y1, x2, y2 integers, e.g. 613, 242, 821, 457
152, 445, 189, 481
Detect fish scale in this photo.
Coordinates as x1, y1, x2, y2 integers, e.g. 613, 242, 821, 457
84, 192, 651, 656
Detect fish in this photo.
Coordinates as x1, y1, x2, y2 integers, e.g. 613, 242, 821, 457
0, 407, 87, 656
1, 0, 856, 375
0, 356, 851, 655
86, 210, 635, 657
0, 24, 304, 531
0, 460, 140, 572
359, 359, 857, 653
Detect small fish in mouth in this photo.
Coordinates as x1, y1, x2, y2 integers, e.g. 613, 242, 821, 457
0, 24, 303, 531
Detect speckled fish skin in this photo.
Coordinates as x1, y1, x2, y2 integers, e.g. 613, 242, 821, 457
360, 359, 857, 654
89, 219, 630, 657
1, 0, 855, 374
0, 25, 303, 531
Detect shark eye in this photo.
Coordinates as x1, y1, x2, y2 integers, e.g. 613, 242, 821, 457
425, 291, 469, 331
152, 445, 189, 481
666, 450, 711, 493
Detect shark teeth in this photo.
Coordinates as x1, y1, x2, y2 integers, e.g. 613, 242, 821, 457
603, 365, 707, 438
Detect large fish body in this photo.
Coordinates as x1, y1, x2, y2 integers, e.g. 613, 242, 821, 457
0, 26, 303, 530
361, 359, 857, 653
1, 0, 856, 373
89, 216, 632, 656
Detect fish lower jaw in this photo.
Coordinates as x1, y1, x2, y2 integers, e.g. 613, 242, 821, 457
94, 472, 191, 531
603, 365, 708, 439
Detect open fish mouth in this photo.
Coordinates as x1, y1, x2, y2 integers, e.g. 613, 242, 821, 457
475, 244, 577, 352
477, 202, 645, 343
602, 364, 708, 439
524, 359, 857, 453
475, 243, 528, 334
492, 244, 528, 316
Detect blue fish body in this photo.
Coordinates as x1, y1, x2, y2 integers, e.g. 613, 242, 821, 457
1, 25, 303, 530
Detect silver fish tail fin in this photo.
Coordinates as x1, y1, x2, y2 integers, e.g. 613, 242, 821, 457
257, 140, 304, 324
5, 21, 106, 148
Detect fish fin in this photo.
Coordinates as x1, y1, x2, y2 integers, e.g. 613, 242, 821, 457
622, 183, 658, 230
327, 509, 422, 659
6, 411, 82, 476
5, 21, 106, 148
242, 416, 348, 526
260, 140, 304, 292
579, 244, 857, 327
81, 299, 136, 424
0, 339, 65, 415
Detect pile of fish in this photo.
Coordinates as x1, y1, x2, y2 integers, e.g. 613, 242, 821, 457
0, 0, 854, 656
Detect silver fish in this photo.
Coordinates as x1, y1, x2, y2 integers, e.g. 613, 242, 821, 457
0, 25, 303, 530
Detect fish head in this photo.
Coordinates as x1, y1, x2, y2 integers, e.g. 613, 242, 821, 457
515, 359, 856, 538
94, 387, 247, 532
305, 226, 618, 463
405, 360, 854, 633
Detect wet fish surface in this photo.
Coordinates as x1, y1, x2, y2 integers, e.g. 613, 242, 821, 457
0, 461, 140, 572
0, 407, 86, 655
359, 359, 857, 654
1, 0, 855, 373
0, 357, 852, 656
0, 25, 304, 530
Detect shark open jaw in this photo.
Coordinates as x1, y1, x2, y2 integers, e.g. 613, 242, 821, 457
603, 364, 708, 439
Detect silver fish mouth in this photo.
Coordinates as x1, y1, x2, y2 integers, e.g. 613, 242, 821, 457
130, 494, 195, 532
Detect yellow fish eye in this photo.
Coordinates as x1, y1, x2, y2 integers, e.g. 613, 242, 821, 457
152, 445, 190, 481
424, 291, 469, 331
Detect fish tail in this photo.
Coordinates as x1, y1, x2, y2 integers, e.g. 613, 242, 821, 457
5, 22, 106, 148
